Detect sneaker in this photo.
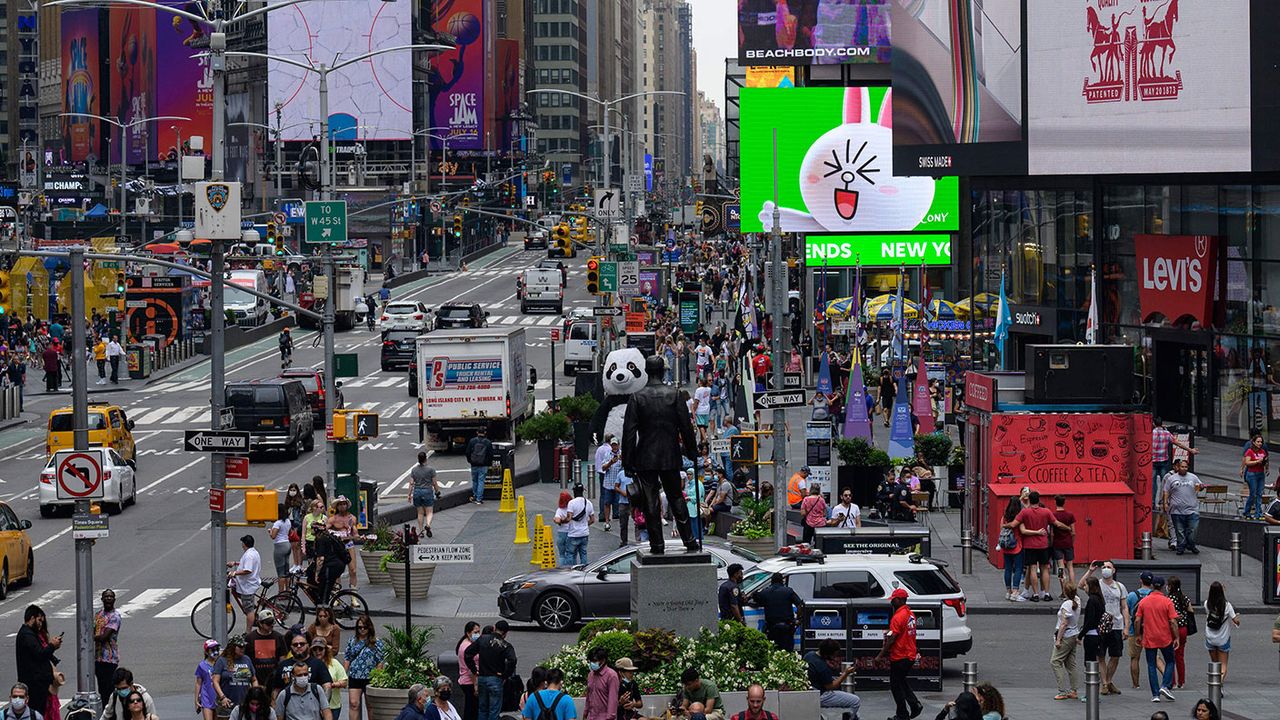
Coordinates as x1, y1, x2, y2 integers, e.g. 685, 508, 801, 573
1030, 594, 1040, 602
1190, 547, 1200, 554
604, 522, 612, 531
1042, 592, 1053, 602
1152, 696, 1162, 703
425, 525, 433, 538
1160, 687, 1175, 701
1004, 591, 1012, 601
1011, 593, 1028, 602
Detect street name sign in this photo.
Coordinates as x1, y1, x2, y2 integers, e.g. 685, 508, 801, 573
55, 450, 104, 500
753, 390, 808, 411
411, 544, 474, 564
305, 200, 349, 244
184, 430, 251, 452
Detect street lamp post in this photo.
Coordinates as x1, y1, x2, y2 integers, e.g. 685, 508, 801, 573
230, 114, 311, 206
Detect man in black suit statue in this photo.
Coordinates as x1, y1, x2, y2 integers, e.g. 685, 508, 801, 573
622, 355, 700, 554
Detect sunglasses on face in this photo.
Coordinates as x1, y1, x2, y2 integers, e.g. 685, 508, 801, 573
128, 699, 144, 704
291, 642, 307, 647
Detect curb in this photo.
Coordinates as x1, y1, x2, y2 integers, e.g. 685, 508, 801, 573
374, 457, 542, 527
964, 602, 1280, 616
0, 416, 28, 432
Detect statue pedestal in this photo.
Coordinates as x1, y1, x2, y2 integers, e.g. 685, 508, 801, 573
630, 549, 718, 636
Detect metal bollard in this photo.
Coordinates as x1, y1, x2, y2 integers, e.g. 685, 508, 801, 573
1230, 532, 1242, 576
962, 661, 978, 695
557, 451, 570, 489
960, 530, 973, 575
1142, 531, 1153, 560
1084, 660, 1101, 720
1207, 661, 1223, 710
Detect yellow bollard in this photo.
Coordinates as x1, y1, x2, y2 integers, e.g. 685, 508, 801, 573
531, 522, 544, 564
514, 495, 531, 544
538, 525, 556, 568
498, 468, 516, 512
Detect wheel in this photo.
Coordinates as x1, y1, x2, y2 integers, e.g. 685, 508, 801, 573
328, 590, 369, 629
533, 592, 578, 631
520, 303, 528, 314
264, 592, 305, 630
39, 505, 54, 519
285, 441, 300, 461
302, 433, 315, 452
20, 551, 33, 587
0, 562, 8, 601
105, 499, 123, 516
190, 596, 236, 640
128, 478, 137, 507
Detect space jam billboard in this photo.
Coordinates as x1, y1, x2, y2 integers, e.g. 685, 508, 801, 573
61, 9, 103, 163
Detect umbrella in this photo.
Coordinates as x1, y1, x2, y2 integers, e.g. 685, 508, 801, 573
864, 294, 919, 321
143, 242, 182, 255
824, 296, 857, 319
955, 293, 1000, 319
927, 298, 959, 320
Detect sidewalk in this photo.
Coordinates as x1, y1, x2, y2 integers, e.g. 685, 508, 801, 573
26, 350, 207, 398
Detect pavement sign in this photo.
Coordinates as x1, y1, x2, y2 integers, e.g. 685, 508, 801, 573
304, 200, 348, 244
72, 512, 109, 540
184, 430, 251, 453
55, 450, 105, 500
709, 439, 730, 454
411, 544, 475, 564
754, 390, 808, 411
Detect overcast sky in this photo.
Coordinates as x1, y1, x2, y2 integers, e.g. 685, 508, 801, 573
690, 0, 737, 112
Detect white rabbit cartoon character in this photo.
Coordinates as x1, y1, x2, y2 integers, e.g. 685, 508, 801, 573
758, 87, 936, 232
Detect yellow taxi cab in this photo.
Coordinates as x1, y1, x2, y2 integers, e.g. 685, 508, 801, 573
46, 403, 137, 462
0, 499, 34, 599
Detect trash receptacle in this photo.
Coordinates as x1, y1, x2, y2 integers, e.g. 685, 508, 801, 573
1265, 527, 1280, 605
485, 441, 516, 498
359, 480, 378, 527
127, 343, 151, 379
1169, 424, 1195, 471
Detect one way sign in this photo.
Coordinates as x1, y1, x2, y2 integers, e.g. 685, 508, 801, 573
185, 430, 251, 452
753, 390, 807, 411
593, 188, 620, 220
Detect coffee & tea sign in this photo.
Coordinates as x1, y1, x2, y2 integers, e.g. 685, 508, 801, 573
1134, 234, 1219, 327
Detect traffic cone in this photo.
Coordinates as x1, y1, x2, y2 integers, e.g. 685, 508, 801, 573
539, 525, 557, 568
514, 495, 531, 544
498, 469, 516, 512
531, 514, 546, 564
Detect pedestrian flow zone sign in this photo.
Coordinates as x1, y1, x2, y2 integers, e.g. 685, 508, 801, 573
305, 200, 348, 243
411, 544, 474, 563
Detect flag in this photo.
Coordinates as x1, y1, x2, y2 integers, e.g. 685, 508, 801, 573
853, 261, 867, 346
892, 265, 906, 363
1086, 264, 1099, 344
919, 261, 932, 347
817, 349, 833, 395
912, 354, 936, 434
994, 269, 1012, 368
843, 347, 873, 440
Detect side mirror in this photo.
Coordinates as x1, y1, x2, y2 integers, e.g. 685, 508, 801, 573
596, 569, 609, 580
21, 519, 31, 530
126, 420, 136, 430
127, 460, 137, 470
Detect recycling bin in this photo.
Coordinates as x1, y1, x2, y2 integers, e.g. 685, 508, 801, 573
359, 480, 379, 528
485, 441, 516, 498
127, 343, 151, 379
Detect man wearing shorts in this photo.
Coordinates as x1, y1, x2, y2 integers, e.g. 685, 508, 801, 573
409, 452, 441, 538
1011, 490, 1057, 602
230, 534, 262, 628
693, 377, 713, 442
1082, 560, 1131, 695
1051, 495, 1077, 587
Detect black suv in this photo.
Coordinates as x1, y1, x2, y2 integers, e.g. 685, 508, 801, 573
224, 379, 315, 459
434, 303, 488, 330
381, 328, 421, 371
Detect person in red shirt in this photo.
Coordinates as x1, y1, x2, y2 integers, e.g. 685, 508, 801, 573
1011, 491, 1073, 602
877, 588, 922, 720
751, 348, 772, 393
1051, 495, 1077, 589
1134, 576, 1179, 703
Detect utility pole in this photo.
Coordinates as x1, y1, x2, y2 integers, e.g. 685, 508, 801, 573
69, 246, 96, 713
208, 3, 230, 647
770, 131, 788, 551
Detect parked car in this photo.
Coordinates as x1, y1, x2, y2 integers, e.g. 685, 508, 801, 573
39, 448, 136, 517
0, 500, 34, 599
381, 328, 421, 371
434, 303, 488, 330
498, 539, 763, 631
278, 367, 328, 417
380, 301, 431, 331
224, 379, 315, 459
742, 553, 973, 658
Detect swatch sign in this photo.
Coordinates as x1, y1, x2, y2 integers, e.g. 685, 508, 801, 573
1134, 234, 1218, 327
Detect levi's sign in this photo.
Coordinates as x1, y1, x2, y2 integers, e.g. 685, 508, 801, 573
1134, 234, 1218, 327
806, 235, 952, 266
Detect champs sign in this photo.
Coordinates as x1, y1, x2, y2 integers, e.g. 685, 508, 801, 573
1134, 234, 1217, 326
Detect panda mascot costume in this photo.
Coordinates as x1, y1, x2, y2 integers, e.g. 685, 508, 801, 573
589, 347, 648, 444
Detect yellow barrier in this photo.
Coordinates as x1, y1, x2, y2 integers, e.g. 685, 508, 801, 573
514, 495, 530, 544
498, 469, 516, 512
531, 514, 545, 564
538, 525, 557, 568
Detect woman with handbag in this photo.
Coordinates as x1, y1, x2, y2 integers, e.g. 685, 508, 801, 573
1167, 575, 1195, 689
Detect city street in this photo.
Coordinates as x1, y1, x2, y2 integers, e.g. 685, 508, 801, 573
0, 243, 585, 696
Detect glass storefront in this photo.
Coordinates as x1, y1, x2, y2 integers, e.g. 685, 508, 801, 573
969, 180, 1280, 444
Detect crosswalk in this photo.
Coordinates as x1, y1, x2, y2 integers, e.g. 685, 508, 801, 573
1, 586, 210, 624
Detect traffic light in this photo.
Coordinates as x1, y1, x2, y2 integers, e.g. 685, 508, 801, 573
695, 200, 704, 217
115, 271, 127, 294
452, 215, 463, 238
0, 270, 9, 315
586, 256, 601, 295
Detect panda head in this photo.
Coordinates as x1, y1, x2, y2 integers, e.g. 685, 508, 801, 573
602, 348, 647, 396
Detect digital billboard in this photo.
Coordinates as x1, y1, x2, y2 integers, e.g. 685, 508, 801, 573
268, 0, 413, 141
156, 0, 213, 156
109, 7, 156, 165
738, 0, 891, 65
806, 234, 952, 266
429, 0, 487, 151
61, 9, 103, 164
494, 38, 522, 150
1028, 1, 1252, 174
891, 0, 1026, 176
738, 87, 959, 234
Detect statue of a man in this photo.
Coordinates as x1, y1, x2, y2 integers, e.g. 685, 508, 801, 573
622, 355, 699, 554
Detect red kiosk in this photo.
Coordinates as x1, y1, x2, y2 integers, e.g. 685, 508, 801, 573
964, 365, 1152, 568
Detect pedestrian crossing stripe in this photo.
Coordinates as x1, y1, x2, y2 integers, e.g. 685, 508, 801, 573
0, 587, 216, 622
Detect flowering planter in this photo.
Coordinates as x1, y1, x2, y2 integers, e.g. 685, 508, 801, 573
360, 549, 392, 585
386, 561, 435, 599
727, 533, 777, 559
365, 685, 421, 720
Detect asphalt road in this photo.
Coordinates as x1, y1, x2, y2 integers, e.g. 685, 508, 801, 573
0, 243, 586, 698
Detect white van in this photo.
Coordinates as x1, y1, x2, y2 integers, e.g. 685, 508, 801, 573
563, 320, 597, 376
226, 269, 269, 327
519, 268, 564, 314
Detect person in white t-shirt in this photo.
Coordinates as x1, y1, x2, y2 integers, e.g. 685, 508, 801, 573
693, 378, 713, 443
228, 535, 262, 627
268, 507, 293, 592
1051, 579, 1082, 699
557, 485, 595, 566
827, 489, 862, 528
1203, 581, 1240, 684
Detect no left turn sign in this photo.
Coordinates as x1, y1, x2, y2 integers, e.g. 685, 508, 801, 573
55, 451, 105, 500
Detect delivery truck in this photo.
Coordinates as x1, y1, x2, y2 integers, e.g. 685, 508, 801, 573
415, 327, 533, 449
518, 267, 565, 314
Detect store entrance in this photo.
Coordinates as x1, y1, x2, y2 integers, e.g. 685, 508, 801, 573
1152, 338, 1211, 436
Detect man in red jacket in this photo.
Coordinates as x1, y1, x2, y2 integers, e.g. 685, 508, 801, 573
878, 588, 922, 720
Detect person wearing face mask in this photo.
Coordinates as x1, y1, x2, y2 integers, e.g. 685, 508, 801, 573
584, 648, 618, 720
228, 686, 273, 720
454, 622, 481, 720
614, 659, 644, 720
424, 677, 460, 720
99, 668, 155, 720
1080, 560, 1130, 696
196, 640, 222, 720
271, 634, 332, 705
273, 663, 331, 720
6, 683, 44, 720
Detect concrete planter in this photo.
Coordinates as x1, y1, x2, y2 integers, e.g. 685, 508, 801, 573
386, 561, 435, 599
727, 533, 777, 558
364, 685, 423, 720
360, 549, 392, 585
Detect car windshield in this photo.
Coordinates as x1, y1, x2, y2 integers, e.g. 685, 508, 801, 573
225, 285, 256, 305
740, 569, 772, 595
226, 387, 281, 407
894, 567, 961, 595
440, 308, 472, 319
386, 304, 418, 315
283, 374, 320, 393
50, 412, 108, 431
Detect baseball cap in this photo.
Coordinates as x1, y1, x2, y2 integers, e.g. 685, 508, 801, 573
310, 637, 328, 649
1152, 576, 1166, 589
1140, 571, 1154, 583
204, 639, 220, 652
258, 608, 276, 623
890, 588, 909, 601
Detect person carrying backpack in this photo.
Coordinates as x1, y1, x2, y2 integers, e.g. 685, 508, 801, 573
519, 668, 573, 720
273, 663, 331, 720
465, 428, 495, 505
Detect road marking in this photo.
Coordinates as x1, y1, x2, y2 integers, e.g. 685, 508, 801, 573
155, 589, 208, 618
139, 457, 204, 494
117, 587, 182, 617
0, 589, 71, 619
135, 406, 180, 424
375, 378, 400, 388
168, 406, 207, 424
33, 526, 72, 551
397, 405, 417, 419
383, 401, 408, 418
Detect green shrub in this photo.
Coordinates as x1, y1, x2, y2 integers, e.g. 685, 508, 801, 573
913, 432, 953, 467
558, 394, 600, 421
730, 495, 773, 539
369, 625, 439, 689
714, 621, 773, 670
834, 436, 891, 468
516, 411, 572, 441
588, 630, 638, 664
633, 627, 679, 672
578, 618, 632, 644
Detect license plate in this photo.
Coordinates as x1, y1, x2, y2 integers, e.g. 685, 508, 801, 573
260, 419, 274, 426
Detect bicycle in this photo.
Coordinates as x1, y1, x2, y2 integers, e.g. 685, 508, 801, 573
190, 573, 303, 639
267, 567, 369, 631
